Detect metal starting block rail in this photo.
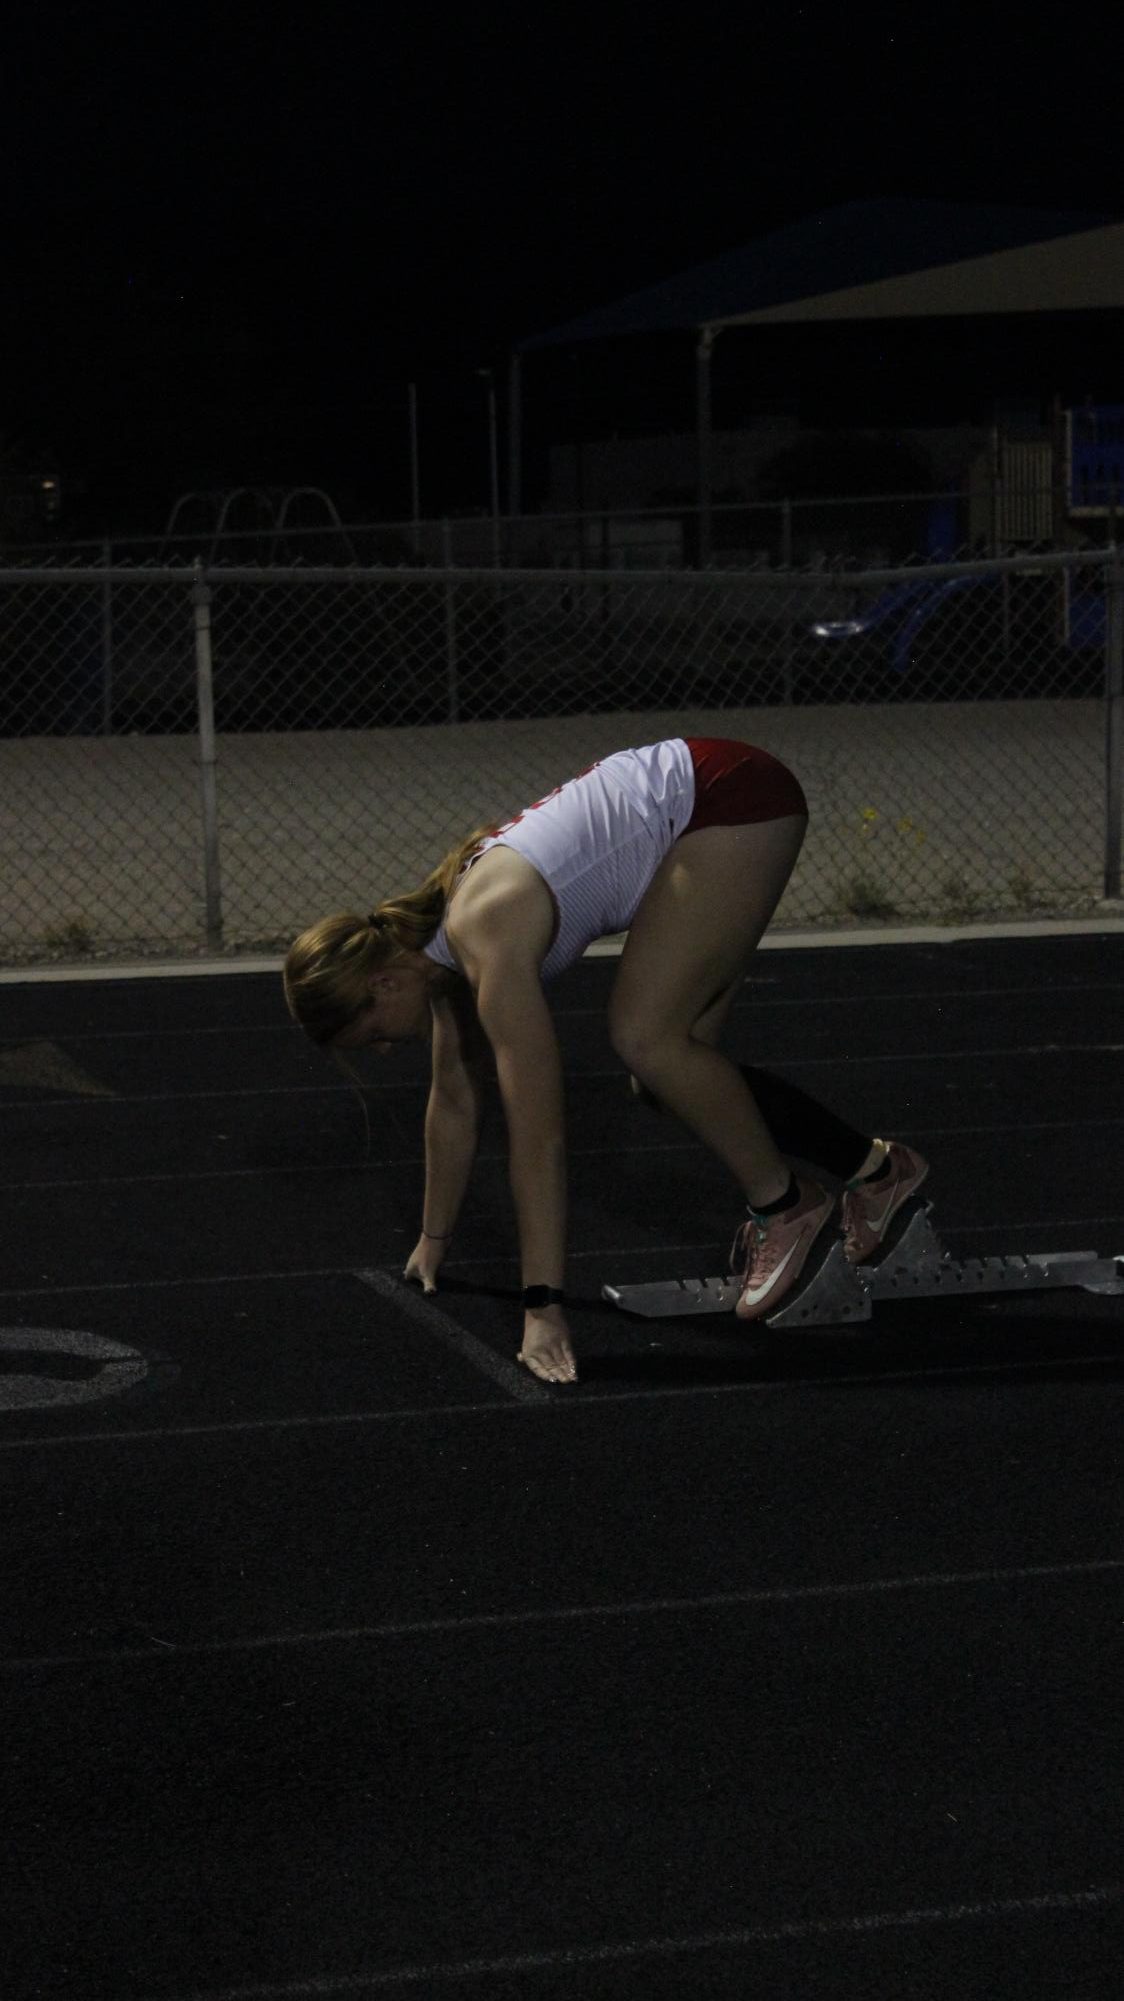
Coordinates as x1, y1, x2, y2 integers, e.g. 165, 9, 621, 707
602, 1203, 1124, 1330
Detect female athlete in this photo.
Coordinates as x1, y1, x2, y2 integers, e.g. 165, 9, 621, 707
283, 738, 928, 1384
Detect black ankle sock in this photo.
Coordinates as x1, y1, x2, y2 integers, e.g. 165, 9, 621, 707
865, 1151, 892, 1182
751, 1172, 800, 1218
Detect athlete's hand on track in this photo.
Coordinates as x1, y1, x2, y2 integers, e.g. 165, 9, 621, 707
518, 1309, 578, 1385
403, 1235, 447, 1294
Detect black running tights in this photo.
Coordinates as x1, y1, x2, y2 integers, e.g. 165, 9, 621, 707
739, 1063, 872, 1183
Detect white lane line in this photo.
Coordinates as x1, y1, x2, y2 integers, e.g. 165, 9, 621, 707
0, 1262, 359, 1299
6, 1117, 1124, 1193
0, 1040, 1121, 1110
141, 1884, 1124, 2000
4, 980, 1123, 1044
933, 1216, 1124, 1239
2, 1219, 1122, 1303
642, 981, 1124, 1012
0, 1082, 360, 1106
354, 1269, 550, 1406
5, 1557, 1123, 1675
1, 1346, 1122, 1454
0, 958, 286, 986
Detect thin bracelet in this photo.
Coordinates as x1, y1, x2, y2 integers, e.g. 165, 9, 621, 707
422, 1228, 453, 1239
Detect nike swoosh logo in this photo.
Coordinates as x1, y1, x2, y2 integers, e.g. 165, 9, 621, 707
739, 1236, 803, 1306
866, 1191, 900, 1235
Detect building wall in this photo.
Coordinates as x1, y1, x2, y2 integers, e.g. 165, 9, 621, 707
545, 424, 991, 513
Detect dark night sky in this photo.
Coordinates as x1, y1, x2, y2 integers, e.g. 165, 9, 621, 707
4, 2, 1123, 530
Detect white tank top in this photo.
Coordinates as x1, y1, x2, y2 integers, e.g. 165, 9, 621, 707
424, 738, 696, 983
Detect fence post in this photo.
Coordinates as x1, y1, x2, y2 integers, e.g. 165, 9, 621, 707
442, 521, 459, 722
1105, 546, 1123, 901
100, 539, 114, 735
781, 500, 795, 703
191, 561, 224, 950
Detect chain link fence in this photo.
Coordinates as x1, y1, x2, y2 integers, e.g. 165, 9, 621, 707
6, 480, 1119, 576
1, 550, 1121, 965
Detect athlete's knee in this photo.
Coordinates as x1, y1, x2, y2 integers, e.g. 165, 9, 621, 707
610, 1014, 676, 1084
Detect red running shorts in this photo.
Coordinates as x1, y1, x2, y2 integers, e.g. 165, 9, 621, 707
683, 737, 808, 832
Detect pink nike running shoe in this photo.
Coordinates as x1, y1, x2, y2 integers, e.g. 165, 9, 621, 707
732, 1176, 835, 1323
841, 1141, 930, 1264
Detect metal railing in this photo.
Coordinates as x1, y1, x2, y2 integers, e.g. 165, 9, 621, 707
0, 548, 1121, 964
4, 483, 1120, 578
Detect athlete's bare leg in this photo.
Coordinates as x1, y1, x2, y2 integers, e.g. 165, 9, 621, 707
609, 817, 806, 1209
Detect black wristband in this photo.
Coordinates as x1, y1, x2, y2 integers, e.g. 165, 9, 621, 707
522, 1285, 565, 1310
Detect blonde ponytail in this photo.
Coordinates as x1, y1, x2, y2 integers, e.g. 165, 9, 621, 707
282, 823, 497, 1045
370, 823, 496, 954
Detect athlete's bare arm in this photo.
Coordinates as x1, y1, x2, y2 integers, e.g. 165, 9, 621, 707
447, 853, 578, 1382
402, 982, 491, 1292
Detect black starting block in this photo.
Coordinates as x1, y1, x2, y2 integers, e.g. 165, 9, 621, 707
602, 1202, 1124, 1329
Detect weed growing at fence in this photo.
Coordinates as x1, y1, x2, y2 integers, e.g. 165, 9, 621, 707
840, 876, 902, 920
937, 874, 984, 923
1006, 865, 1045, 914
835, 804, 927, 921
42, 917, 95, 955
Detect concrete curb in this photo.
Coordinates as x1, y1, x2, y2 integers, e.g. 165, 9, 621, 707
2, 911, 1122, 984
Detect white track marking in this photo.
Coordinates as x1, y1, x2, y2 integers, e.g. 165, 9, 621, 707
4, 1557, 1123, 1674
0, 1040, 114, 1096
1, 1346, 1121, 1456
2, 1043, 1121, 1111
354, 1269, 550, 1404
3, 980, 1123, 1043
2, 1217, 1123, 1304
0, 1327, 148, 1411
136, 1883, 1124, 1999
8, 1117, 1124, 1194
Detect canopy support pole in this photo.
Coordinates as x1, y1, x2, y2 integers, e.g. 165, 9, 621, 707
507, 350, 523, 524
696, 324, 719, 568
